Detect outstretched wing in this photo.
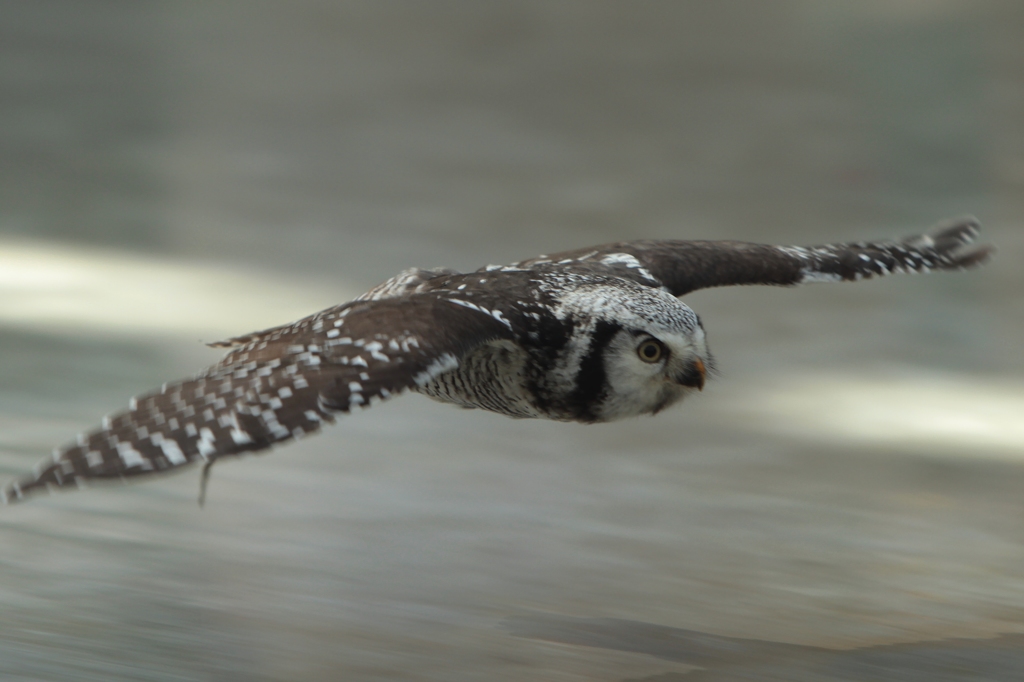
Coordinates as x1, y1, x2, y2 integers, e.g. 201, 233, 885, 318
3, 295, 513, 504
530, 216, 993, 296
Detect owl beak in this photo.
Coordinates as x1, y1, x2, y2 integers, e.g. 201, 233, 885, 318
675, 358, 706, 391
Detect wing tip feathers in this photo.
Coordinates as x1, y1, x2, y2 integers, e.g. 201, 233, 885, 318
919, 215, 994, 270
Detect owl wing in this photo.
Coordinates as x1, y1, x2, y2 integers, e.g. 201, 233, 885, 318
533, 216, 992, 296
353, 267, 460, 302
2, 295, 513, 504
204, 267, 463, 350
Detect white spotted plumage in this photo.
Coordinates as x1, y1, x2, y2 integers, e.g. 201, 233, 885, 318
2, 216, 992, 505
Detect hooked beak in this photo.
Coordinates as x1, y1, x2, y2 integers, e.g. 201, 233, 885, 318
675, 358, 706, 391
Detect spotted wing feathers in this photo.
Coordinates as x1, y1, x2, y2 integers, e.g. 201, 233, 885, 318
538, 216, 992, 296
354, 267, 460, 302
2, 296, 512, 503
770, 216, 992, 286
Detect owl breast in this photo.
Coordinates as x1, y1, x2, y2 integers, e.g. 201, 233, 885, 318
415, 339, 542, 419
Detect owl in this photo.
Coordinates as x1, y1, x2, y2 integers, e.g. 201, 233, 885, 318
2, 216, 992, 504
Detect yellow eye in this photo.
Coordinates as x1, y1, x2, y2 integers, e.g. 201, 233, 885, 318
636, 339, 665, 363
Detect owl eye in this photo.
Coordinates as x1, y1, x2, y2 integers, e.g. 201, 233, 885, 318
636, 339, 665, 363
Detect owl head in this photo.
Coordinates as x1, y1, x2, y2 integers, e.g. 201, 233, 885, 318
555, 282, 711, 422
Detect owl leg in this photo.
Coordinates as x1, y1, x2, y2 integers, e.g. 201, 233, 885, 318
198, 456, 218, 508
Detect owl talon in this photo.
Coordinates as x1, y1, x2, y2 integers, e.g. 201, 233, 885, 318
198, 458, 217, 508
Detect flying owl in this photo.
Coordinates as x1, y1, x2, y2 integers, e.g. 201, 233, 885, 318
2, 217, 992, 505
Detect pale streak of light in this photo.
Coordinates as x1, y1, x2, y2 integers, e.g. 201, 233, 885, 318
0, 239, 356, 338
729, 373, 1024, 460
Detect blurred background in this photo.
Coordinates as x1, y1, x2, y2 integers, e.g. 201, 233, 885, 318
1, 2, 1023, 680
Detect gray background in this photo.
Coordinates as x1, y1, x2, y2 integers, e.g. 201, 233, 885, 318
1, 2, 1022, 680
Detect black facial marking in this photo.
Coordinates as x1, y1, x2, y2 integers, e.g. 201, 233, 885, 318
519, 307, 575, 415
566, 320, 621, 422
